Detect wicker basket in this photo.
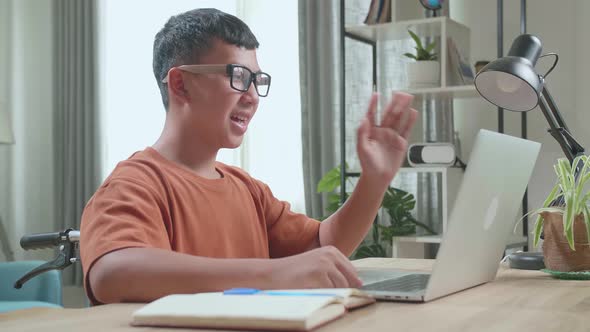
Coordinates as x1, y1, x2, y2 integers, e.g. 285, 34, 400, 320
542, 211, 590, 272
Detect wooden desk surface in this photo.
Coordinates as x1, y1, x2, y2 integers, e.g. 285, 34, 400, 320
2, 258, 589, 332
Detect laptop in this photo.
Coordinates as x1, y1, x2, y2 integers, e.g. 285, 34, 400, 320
358, 129, 541, 302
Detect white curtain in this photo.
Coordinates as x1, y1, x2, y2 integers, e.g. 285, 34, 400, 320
0, 0, 56, 262
54, 0, 101, 285
0, 0, 14, 261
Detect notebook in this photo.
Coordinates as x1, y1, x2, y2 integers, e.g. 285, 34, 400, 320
131, 288, 375, 331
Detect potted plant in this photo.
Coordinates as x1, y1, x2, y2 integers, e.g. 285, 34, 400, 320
317, 165, 435, 259
532, 155, 590, 272
403, 29, 439, 88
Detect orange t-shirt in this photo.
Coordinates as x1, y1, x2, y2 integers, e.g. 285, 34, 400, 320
80, 148, 320, 304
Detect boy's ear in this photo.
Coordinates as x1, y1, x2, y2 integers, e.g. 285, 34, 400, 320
167, 68, 189, 103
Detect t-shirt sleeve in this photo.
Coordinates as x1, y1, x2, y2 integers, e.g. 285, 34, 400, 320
254, 180, 320, 258
80, 178, 171, 304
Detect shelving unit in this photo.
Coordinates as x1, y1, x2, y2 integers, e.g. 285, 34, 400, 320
345, 16, 474, 92
392, 234, 528, 258
387, 166, 462, 258
339, 1, 531, 259
346, 16, 462, 42
404, 85, 478, 99
392, 167, 463, 235
340, 6, 476, 259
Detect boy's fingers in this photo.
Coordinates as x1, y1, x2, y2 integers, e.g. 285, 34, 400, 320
378, 94, 396, 127
381, 92, 414, 131
366, 93, 379, 128
356, 115, 371, 152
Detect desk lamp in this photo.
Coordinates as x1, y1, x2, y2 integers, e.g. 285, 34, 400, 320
474, 34, 585, 270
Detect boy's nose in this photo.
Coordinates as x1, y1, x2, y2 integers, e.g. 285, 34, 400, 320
241, 82, 259, 105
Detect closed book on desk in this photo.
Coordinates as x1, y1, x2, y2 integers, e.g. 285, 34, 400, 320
131, 288, 375, 331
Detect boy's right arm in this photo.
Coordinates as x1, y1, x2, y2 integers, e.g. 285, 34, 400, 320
89, 245, 362, 304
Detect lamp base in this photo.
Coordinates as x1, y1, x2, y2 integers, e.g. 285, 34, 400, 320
508, 252, 545, 270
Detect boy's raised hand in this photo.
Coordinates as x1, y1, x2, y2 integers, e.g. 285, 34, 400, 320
356, 92, 418, 186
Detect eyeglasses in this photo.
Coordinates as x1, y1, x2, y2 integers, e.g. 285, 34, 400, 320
162, 64, 271, 97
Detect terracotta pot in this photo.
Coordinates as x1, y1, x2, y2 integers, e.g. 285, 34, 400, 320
541, 211, 590, 272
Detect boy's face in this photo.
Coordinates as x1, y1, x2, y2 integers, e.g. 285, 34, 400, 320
180, 39, 261, 150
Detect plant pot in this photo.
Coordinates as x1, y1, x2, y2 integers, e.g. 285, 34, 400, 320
541, 211, 590, 272
406, 61, 440, 88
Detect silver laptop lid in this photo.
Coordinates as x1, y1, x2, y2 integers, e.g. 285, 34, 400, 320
424, 129, 540, 302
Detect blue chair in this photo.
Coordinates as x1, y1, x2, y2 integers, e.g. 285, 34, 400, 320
0, 260, 63, 313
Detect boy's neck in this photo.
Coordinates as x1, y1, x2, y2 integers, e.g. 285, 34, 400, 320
152, 117, 221, 180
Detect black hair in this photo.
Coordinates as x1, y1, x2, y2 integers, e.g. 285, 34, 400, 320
153, 8, 259, 110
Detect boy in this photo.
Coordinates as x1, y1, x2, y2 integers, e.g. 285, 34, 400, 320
80, 8, 417, 305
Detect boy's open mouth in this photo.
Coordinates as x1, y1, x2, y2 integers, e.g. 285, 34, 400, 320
230, 115, 247, 125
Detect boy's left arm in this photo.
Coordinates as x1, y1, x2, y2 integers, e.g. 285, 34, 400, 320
317, 92, 418, 256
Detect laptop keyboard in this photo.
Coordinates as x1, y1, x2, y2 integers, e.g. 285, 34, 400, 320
361, 274, 430, 292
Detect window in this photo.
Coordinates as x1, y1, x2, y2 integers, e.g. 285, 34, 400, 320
98, 0, 305, 212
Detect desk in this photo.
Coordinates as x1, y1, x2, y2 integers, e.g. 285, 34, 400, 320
1, 258, 590, 332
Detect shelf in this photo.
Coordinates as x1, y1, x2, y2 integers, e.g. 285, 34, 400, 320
346, 166, 464, 177
345, 17, 468, 43
397, 166, 463, 174
403, 85, 479, 99
391, 234, 529, 258
392, 234, 528, 246
393, 234, 442, 244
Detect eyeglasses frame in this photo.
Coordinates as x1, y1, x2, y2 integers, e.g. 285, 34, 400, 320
162, 64, 271, 97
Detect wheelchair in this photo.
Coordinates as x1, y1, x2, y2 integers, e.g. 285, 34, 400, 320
13, 229, 80, 289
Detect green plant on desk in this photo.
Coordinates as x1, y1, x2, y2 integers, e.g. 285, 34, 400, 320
317, 165, 435, 259
530, 155, 590, 272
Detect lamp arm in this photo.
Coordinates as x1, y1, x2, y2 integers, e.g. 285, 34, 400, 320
542, 85, 570, 131
539, 86, 586, 207
539, 86, 585, 163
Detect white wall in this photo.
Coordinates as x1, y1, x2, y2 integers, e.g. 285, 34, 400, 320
451, 0, 584, 250
574, 1, 590, 148
0, 0, 55, 261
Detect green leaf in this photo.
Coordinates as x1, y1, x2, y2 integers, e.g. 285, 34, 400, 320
371, 222, 380, 243
532, 183, 560, 247
353, 243, 386, 259
425, 41, 437, 53
317, 166, 341, 193
325, 193, 343, 215
532, 214, 544, 248
417, 48, 432, 61
533, 156, 590, 250
565, 211, 575, 250
407, 29, 423, 50
403, 53, 417, 60
406, 29, 436, 61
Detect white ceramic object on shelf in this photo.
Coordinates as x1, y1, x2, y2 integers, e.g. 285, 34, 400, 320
407, 60, 440, 88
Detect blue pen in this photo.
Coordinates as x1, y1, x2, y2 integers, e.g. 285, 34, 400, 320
223, 288, 340, 297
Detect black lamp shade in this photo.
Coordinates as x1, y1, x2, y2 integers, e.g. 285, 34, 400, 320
474, 34, 545, 112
